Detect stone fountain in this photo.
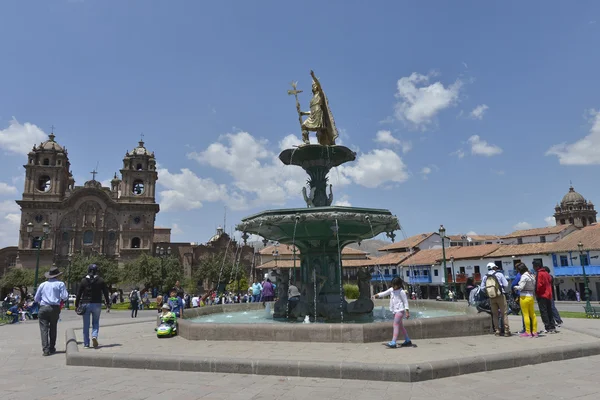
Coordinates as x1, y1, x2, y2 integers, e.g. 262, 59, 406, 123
236, 70, 400, 321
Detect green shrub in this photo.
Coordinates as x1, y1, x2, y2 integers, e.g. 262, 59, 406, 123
343, 284, 359, 299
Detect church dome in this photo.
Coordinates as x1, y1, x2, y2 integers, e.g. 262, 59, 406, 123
208, 226, 225, 243
130, 140, 154, 157
39, 133, 64, 151
561, 186, 586, 204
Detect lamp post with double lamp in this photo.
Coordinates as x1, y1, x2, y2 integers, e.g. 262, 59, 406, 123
439, 225, 448, 300
156, 246, 172, 296
26, 221, 51, 293
577, 242, 592, 309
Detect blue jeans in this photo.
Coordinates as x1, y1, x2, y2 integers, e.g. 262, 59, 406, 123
82, 303, 102, 346
252, 294, 260, 303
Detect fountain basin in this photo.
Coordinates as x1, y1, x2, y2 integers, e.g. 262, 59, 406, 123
177, 302, 491, 343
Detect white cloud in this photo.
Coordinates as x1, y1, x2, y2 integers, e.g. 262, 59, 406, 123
171, 223, 183, 235
279, 134, 303, 151
375, 130, 400, 145
451, 149, 465, 159
333, 194, 352, 207
545, 216, 556, 227
187, 131, 307, 209
156, 167, 228, 211
339, 149, 409, 188
470, 104, 489, 120
374, 130, 412, 153
468, 135, 503, 156
547, 110, 600, 165
394, 72, 462, 129
0, 182, 18, 195
0, 118, 48, 155
421, 167, 432, 180
466, 231, 478, 236
513, 222, 533, 230
0, 200, 20, 247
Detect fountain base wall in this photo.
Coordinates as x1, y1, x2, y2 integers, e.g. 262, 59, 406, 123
178, 302, 492, 343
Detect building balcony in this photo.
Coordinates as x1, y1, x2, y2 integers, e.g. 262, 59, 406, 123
455, 273, 468, 283
473, 273, 482, 282
554, 266, 600, 277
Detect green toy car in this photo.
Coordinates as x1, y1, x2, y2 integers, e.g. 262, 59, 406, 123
156, 321, 177, 338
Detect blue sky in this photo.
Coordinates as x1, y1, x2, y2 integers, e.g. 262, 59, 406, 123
1, 1, 600, 247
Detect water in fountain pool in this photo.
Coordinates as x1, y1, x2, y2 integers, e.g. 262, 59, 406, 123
190, 308, 464, 324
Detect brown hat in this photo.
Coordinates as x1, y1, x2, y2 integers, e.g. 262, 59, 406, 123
44, 266, 63, 279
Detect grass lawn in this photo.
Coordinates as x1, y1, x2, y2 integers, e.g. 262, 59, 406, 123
534, 310, 588, 319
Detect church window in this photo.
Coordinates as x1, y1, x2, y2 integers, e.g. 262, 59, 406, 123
35, 215, 43, 223
132, 180, 145, 195
62, 231, 69, 241
131, 237, 141, 249
108, 231, 116, 241
136, 163, 143, 170
37, 176, 51, 192
560, 219, 566, 225
43, 158, 50, 166
133, 216, 141, 224
569, 218, 574, 224
57, 160, 61, 166
8, 256, 16, 267
583, 219, 588, 227
31, 237, 41, 249
83, 230, 94, 245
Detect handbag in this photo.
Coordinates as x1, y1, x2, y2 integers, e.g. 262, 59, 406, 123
75, 303, 88, 315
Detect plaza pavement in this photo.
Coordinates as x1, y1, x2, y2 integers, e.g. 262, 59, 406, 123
1, 309, 600, 399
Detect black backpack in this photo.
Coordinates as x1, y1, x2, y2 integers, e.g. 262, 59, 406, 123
130, 290, 139, 302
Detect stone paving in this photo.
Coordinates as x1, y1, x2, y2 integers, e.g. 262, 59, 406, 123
1, 310, 600, 399
86, 316, 597, 365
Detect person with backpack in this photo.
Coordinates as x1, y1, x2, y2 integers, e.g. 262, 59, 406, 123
129, 287, 140, 318
75, 264, 111, 349
480, 262, 511, 337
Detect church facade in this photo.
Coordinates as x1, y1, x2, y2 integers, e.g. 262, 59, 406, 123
13, 132, 160, 270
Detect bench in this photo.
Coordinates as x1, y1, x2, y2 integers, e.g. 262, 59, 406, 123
583, 305, 600, 318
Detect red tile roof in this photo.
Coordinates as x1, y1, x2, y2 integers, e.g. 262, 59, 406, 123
486, 243, 556, 257
378, 233, 436, 251
447, 234, 501, 241
550, 223, 600, 252
362, 252, 411, 267
260, 245, 367, 256
256, 258, 372, 269
501, 225, 573, 239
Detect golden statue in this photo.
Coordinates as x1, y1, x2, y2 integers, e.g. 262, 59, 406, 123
288, 70, 339, 146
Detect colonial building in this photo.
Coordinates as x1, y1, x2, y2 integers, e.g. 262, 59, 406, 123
14, 133, 160, 269
554, 185, 597, 228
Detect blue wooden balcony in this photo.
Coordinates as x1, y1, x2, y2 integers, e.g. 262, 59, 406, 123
554, 266, 600, 277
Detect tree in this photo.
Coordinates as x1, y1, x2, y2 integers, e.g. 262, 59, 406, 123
68, 253, 120, 292
193, 252, 240, 292
121, 252, 183, 295
0, 266, 50, 304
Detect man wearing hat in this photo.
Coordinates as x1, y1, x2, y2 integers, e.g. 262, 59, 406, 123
480, 262, 511, 336
34, 266, 69, 356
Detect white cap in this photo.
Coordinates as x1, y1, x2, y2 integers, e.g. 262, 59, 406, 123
486, 262, 497, 271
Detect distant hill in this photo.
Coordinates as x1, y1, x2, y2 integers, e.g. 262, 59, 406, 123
347, 239, 390, 257
247, 239, 390, 257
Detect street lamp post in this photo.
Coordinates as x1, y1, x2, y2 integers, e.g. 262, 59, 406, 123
27, 221, 51, 293
450, 255, 456, 299
439, 225, 448, 300
577, 242, 592, 309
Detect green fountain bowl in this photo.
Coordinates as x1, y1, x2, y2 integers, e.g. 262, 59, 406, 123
279, 145, 356, 168
236, 206, 399, 248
